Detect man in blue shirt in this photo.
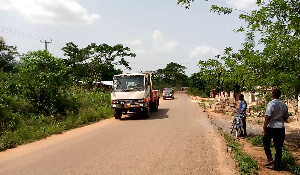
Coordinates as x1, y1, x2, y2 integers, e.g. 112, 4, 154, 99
238, 94, 247, 137
263, 89, 289, 171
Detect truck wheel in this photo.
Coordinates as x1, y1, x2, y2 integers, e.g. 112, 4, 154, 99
114, 109, 122, 119
153, 100, 158, 112
150, 101, 157, 112
150, 102, 154, 112
142, 107, 150, 118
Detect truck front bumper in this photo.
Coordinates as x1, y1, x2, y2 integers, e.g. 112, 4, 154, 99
112, 103, 146, 108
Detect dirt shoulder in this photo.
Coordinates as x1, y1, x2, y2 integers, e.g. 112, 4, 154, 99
198, 98, 300, 174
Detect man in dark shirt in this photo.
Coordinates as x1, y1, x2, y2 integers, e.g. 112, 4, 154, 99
238, 94, 247, 137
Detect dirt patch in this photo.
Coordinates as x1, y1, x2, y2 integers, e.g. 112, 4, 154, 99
240, 139, 292, 175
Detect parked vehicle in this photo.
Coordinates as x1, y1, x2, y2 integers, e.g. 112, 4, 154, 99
111, 73, 160, 119
163, 88, 174, 100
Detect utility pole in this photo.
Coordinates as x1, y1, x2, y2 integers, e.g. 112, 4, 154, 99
40, 39, 52, 51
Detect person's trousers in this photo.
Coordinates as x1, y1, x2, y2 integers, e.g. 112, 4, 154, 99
263, 127, 285, 167
241, 117, 247, 135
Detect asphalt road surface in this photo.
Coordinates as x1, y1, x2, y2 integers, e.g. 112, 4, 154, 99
0, 91, 237, 175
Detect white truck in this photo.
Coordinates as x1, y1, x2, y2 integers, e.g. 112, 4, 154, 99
111, 73, 160, 119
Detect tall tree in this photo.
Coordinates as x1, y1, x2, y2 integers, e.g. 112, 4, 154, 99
0, 37, 19, 72
152, 62, 188, 89
62, 42, 136, 81
198, 59, 224, 93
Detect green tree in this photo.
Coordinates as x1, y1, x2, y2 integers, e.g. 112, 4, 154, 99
0, 37, 19, 72
178, 0, 300, 98
188, 72, 210, 97
18, 50, 75, 114
198, 59, 224, 93
62, 42, 136, 81
152, 62, 188, 89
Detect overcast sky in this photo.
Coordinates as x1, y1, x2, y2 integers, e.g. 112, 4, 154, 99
0, 0, 258, 76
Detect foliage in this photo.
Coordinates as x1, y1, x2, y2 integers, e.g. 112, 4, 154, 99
177, 0, 208, 9
188, 56, 245, 97
152, 62, 189, 90
223, 132, 258, 175
188, 72, 210, 97
249, 135, 264, 147
178, 0, 300, 98
17, 50, 75, 115
0, 89, 113, 151
249, 135, 300, 174
0, 36, 19, 72
0, 40, 135, 151
62, 42, 136, 81
198, 59, 224, 93
282, 146, 300, 174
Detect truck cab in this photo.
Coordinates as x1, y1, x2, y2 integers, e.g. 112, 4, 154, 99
111, 73, 160, 119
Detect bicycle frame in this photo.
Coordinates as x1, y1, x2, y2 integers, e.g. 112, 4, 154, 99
230, 114, 243, 138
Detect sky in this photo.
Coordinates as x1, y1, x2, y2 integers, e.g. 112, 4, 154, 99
0, 0, 258, 76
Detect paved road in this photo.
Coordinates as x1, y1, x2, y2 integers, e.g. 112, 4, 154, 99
0, 91, 237, 175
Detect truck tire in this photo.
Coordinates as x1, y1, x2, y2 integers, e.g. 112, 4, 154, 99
114, 108, 122, 119
153, 100, 158, 112
142, 107, 150, 118
150, 101, 157, 112
150, 101, 154, 112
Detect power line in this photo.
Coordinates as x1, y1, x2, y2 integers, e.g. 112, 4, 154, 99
1, 26, 51, 41
0, 26, 65, 51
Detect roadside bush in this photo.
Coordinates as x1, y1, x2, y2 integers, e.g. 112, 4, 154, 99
186, 87, 209, 98
249, 135, 263, 147
0, 88, 113, 151
282, 147, 300, 174
0, 50, 114, 151
18, 50, 75, 115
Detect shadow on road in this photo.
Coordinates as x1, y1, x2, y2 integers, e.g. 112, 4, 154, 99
120, 108, 169, 121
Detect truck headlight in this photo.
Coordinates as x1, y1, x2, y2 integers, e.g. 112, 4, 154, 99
112, 100, 119, 104
138, 99, 144, 103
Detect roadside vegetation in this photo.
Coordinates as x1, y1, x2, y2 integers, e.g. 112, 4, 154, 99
219, 127, 258, 175
249, 135, 300, 174
0, 40, 135, 151
181, 0, 299, 100
181, 1, 300, 171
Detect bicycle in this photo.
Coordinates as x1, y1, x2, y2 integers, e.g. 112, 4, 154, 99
230, 114, 244, 139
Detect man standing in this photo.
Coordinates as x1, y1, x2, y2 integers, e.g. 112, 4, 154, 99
263, 89, 289, 171
238, 94, 247, 137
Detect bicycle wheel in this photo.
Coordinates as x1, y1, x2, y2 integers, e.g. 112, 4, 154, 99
230, 118, 236, 134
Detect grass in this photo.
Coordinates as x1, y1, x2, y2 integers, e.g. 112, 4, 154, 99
248, 135, 300, 174
219, 127, 258, 175
0, 107, 113, 151
0, 90, 114, 151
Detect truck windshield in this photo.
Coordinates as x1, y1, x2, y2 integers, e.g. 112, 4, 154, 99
113, 76, 145, 92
